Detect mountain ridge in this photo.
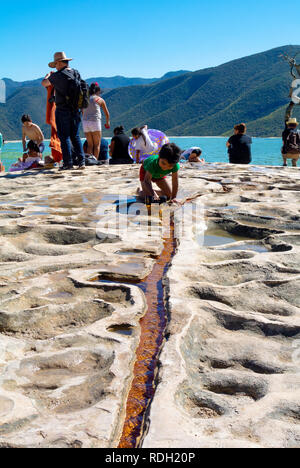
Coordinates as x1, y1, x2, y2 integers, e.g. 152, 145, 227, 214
1, 46, 300, 140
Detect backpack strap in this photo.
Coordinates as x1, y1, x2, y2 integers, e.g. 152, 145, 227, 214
60, 68, 76, 80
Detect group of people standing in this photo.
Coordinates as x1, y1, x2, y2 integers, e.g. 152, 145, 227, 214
2, 50, 300, 173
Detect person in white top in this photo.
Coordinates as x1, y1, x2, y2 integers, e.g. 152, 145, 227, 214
181, 147, 205, 163
131, 125, 158, 164
82, 83, 110, 159
9, 140, 44, 172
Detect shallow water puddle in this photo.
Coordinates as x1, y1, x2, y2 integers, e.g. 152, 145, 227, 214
115, 250, 146, 257
220, 243, 269, 253
198, 227, 252, 247
24, 211, 50, 217
45, 291, 74, 300
0, 210, 17, 215
107, 324, 134, 336
221, 205, 239, 211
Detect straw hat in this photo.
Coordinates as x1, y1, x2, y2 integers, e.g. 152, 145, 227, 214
48, 52, 73, 68
286, 117, 299, 126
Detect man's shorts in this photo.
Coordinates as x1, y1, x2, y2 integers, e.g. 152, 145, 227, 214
139, 165, 166, 183
283, 153, 300, 160
82, 120, 102, 133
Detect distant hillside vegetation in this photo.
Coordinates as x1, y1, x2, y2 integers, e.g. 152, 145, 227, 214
1, 46, 300, 140
104, 45, 300, 137
0, 70, 189, 140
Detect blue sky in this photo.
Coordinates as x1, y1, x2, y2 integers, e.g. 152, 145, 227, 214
1, 0, 299, 81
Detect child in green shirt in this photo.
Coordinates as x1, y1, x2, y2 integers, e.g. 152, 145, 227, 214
139, 143, 181, 204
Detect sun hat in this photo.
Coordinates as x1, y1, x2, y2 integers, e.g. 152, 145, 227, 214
48, 52, 73, 68
286, 117, 299, 126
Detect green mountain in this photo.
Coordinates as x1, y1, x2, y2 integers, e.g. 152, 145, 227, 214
104, 45, 300, 137
0, 70, 189, 140
1, 46, 300, 140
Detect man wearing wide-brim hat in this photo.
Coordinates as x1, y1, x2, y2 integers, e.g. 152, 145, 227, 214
282, 117, 300, 167
42, 52, 85, 170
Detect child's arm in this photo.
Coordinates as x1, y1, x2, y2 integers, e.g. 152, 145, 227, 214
136, 150, 141, 164
171, 172, 179, 202
143, 171, 159, 199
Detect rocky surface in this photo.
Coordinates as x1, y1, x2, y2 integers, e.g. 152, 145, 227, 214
0, 163, 299, 448
144, 163, 300, 448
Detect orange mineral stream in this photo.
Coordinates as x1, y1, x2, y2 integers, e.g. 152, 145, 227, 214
118, 224, 176, 448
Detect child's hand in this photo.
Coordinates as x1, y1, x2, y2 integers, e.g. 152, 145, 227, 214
170, 198, 181, 205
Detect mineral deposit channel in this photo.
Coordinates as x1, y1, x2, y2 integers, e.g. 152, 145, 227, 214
96, 225, 176, 448
90, 222, 176, 447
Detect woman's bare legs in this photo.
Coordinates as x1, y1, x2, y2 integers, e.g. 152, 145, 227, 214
92, 131, 101, 159
85, 132, 94, 155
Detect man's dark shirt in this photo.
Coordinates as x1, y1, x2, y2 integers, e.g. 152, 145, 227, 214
111, 133, 131, 162
48, 68, 76, 110
228, 134, 252, 164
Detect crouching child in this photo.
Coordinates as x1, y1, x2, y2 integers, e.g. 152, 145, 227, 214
139, 143, 181, 204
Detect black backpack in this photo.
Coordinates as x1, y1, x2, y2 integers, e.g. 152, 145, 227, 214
62, 69, 89, 111
286, 130, 300, 154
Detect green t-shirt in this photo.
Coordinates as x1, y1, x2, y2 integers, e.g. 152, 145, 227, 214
143, 155, 180, 179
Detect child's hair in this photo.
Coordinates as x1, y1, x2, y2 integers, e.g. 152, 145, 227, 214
21, 114, 32, 123
234, 123, 246, 134
159, 143, 181, 164
89, 82, 101, 96
27, 140, 40, 153
190, 148, 202, 156
131, 127, 146, 145
114, 126, 125, 135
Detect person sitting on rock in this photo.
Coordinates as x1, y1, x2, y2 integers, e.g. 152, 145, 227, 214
181, 147, 205, 163
138, 143, 181, 204
21, 114, 45, 155
131, 125, 158, 164
109, 126, 133, 165
226, 123, 252, 165
282, 118, 300, 167
9, 140, 44, 172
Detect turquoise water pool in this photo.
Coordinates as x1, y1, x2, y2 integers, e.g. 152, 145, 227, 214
0, 137, 284, 171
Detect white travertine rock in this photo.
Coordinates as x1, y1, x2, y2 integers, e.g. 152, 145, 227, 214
0, 163, 300, 448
